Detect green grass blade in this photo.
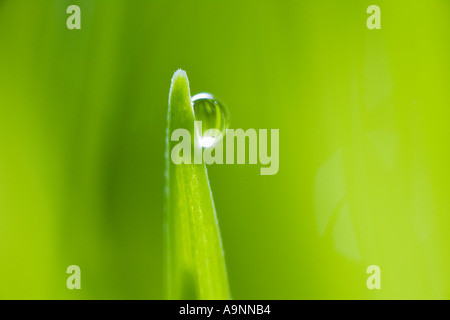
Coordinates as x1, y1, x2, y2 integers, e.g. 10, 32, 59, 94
164, 70, 230, 300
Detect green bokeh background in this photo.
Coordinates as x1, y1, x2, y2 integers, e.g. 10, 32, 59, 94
1, 0, 450, 299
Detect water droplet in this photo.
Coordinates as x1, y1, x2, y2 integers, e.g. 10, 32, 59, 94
192, 93, 229, 148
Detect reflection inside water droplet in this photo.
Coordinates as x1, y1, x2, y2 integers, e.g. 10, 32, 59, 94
192, 93, 229, 148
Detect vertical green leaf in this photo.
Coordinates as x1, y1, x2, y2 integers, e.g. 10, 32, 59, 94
164, 70, 230, 299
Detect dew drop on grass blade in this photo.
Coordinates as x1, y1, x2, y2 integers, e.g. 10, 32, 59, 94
164, 70, 230, 299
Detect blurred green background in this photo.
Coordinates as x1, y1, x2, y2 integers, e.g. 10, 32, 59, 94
1, 0, 450, 299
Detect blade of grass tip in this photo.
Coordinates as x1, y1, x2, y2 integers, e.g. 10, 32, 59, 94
164, 69, 230, 300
